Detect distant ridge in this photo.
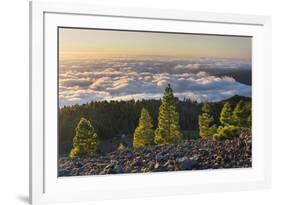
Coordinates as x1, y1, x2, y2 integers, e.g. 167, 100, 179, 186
210, 95, 251, 108
215, 69, 252, 85
221, 95, 251, 103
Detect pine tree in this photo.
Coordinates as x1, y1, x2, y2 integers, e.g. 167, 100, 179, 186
198, 103, 217, 138
213, 125, 241, 140
213, 101, 251, 140
154, 84, 183, 144
202, 102, 211, 113
133, 108, 154, 148
220, 102, 234, 126
233, 100, 251, 128
69, 117, 99, 159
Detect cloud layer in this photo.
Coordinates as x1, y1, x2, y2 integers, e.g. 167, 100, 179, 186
59, 57, 251, 106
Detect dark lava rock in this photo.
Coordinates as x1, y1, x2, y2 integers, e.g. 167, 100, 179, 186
155, 154, 165, 162
131, 159, 142, 167
176, 157, 199, 170
112, 164, 124, 174
58, 129, 252, 176
153, 162, 167, 172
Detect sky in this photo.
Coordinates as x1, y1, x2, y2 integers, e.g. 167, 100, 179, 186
59, 28, 252, 107
59, 28, 251, 60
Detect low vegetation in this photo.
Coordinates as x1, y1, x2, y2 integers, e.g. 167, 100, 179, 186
117, 143, 126, 152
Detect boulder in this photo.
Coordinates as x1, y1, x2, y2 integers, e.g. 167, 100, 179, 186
176, 157, 199, 170
113, 164, 124, 174
155, 154, 164, 162
153, 162, 167, 172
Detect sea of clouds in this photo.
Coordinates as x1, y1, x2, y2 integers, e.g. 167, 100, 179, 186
59, 57, 251, 106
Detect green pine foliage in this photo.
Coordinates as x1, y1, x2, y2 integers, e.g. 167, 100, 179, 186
58, 98, 202, 154
117, 143, 126, 152
202, 102, 211, 113
154, 84, 183, 144
69, 117, 99, 159
214, 100, 251, 140
220, 102, 234, 126
59, 90, 251, 154
213, 125, 241, 140
133, 108, 155, 148
215, 102, 238, 140
233, 100, 251, 128
198, 103, 217, 138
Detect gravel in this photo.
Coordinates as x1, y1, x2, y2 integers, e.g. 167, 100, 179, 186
58, 130, 252, 177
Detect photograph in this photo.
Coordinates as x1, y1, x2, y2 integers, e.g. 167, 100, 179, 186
58, 27, 252, 177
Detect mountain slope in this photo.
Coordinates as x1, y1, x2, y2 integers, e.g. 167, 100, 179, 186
215, 69, 252, 85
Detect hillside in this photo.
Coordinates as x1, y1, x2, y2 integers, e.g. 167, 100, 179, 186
59, 95, 251, 155
58, 129, 251, 176
215, 69, 252, 85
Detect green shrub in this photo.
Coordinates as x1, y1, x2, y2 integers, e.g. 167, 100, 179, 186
213, 125, 241, 140
69, 147, 78, 159
117, 143, 126, 152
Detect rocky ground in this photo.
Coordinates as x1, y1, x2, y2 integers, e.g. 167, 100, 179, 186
58, 130, 252, 177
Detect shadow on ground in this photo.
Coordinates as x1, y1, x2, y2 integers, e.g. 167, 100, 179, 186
16, 195, 29, 204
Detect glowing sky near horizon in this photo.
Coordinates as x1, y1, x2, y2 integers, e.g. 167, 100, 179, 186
59, 28, 251, 60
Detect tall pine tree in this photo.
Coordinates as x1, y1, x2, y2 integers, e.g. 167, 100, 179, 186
220, 102, 234, 126
198, 103, 217, 138
154, 84, 183, 144
69, 117, 99, 159
233, 100, 251, 128
133, 108, 154, 148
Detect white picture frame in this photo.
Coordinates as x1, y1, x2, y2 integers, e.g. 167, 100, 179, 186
30, 1, 272, 204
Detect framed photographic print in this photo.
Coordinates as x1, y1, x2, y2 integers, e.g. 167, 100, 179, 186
30, 1, 272, 204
